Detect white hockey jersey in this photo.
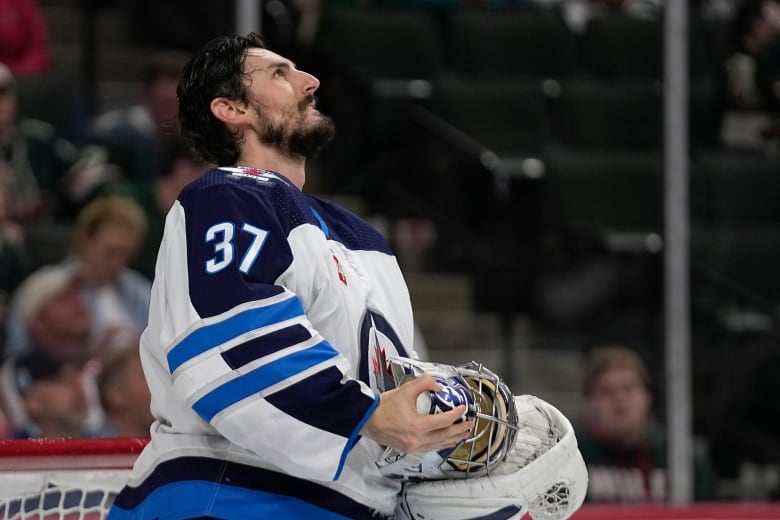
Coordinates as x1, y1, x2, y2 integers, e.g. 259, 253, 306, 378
109, 167, 417, 519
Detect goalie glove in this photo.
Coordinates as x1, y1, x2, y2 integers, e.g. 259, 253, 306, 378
395, 395, 588, 520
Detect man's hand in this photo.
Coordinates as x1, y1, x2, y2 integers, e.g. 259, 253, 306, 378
361, 374, 474, 453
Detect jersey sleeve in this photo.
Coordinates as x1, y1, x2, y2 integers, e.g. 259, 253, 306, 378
159, 178, 378, 482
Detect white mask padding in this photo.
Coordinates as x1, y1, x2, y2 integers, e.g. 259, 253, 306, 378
396, 395, 588, 520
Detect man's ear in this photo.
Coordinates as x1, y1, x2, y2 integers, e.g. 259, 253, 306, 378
210, 97, 248, 126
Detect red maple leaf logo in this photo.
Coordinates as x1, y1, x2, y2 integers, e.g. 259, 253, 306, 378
371, 346, 394, 375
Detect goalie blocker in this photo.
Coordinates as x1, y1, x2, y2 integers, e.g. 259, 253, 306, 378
377, 358, 588, 520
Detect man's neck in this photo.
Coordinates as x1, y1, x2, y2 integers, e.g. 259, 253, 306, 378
236, 147, 306, 190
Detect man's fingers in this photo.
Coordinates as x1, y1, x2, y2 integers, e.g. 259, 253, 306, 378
413, 416, 474, 452
362, 374, 476, 454
422, 404, 468, 428
419, 406, 473, 438
404, 374, 442, 396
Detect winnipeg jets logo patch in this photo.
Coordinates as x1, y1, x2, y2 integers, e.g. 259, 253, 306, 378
221, 166, 285, 185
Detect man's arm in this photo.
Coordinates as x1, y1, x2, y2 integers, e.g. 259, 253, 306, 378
161, 179, 468, 482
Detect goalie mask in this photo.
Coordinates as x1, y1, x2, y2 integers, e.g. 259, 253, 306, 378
376, 357, 518, 480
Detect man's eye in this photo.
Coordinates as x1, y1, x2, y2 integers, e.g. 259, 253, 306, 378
274, 69, 285, 78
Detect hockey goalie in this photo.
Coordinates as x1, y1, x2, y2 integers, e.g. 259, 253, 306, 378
377, 357, 588, 520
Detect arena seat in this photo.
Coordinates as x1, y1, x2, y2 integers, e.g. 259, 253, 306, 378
447, 9, 579, 78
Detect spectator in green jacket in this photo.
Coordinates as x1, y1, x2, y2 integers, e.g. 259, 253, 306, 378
0, 62, 79, 223
577, 344, 717, 502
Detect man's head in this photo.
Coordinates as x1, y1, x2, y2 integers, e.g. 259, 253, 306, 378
13, 348, 89, 437
583, 345, 652, 447
177, 33, 334, 166
735, 0, 780, 53
15, 265, 92, 357
97, 343, 153, 437
72, 195, 148, 286
141, 50, 191, 127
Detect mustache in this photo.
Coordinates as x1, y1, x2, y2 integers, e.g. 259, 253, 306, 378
299, 95, 318, 112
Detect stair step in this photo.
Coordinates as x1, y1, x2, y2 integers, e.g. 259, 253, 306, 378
406, 272, 472, 312
414, 309, 473, 353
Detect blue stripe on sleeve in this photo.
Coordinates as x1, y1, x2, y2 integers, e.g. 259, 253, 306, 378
334, 393, 379, 481
167, 296, 304, 373
192, 340, 341, 422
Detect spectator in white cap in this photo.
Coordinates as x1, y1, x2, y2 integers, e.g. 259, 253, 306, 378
3, 264, 93, 359
0, 264, 113, 438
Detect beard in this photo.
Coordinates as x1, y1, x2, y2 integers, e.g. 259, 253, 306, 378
254, 96, 335, 160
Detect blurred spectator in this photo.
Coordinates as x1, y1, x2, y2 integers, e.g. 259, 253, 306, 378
3, 348, 90, 438
693, 0, 741, 20
577, 344, 716, 502
0, 63, 80, 223
0, 0, 51, 77
5, 195, 151, 357
67, 195, 150, 346
4, 264, 94, 359
720, 0, 780, 144
534, 0, 663, 33
77, 50, 190, 206
0, 173, 28, 334
724, 0, 780, 109
96, 342, 152, 437
133, 140, 211, 279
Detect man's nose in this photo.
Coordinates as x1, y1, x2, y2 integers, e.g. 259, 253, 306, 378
300, 70, 320, 94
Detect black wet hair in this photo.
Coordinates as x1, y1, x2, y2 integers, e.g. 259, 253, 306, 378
177, 33, 266, 166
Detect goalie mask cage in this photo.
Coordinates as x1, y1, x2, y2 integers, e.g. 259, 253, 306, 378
0, 437, 148, 520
